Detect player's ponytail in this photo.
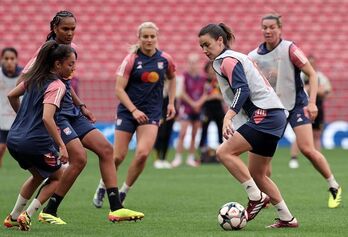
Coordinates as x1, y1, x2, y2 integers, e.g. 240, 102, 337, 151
23, 41, 76, 89
198, 23, 235, 49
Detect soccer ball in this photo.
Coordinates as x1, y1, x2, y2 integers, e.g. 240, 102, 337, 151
217, 202, 247, 230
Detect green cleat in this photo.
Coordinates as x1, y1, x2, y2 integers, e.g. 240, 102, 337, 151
17, 211, 31, 231
38, 211, 67, 225
3, 214, 19, 228
108, 208, 144, 222
328, 187, 342, 208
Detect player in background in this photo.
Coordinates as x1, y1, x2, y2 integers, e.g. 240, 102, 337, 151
153, 79, 177, 169
4, 41, 73, 231
17, 11, 144, 224
289, 55, 332, 168
93, 21, 176, 207
199, 61, 224, 155
0, 48, 23, 168
171, 53, 206, 168
248, 13, 341, 208
199, 23, 298, 228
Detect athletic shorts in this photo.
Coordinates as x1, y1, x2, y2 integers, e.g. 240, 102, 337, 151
8, 145, 61, 178
0, 130, 9, 144
115, 116, 159, 134
57, 114, 95, 144
237, 124, 280, 157
288, 103, 312, 128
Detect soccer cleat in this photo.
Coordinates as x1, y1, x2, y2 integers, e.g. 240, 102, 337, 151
3, 214, 19, 228
93, 187, 106, 208
246, 193, 270, 221
171, 157, 182, 168
108, 208, 144, 222
266, 217, 299, 228
17, 211, 31, 231
186, 158, 199, 167
119, 192, 126, 205
38, 211, 66, 224
328, 187, 342, 208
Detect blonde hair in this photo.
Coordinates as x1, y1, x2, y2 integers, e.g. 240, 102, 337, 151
129, 21, 159, 53
261, 12, 282, 28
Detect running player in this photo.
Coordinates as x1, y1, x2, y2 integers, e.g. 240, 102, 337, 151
4, 41, 73, 231
248, 13, 341, 208
0, 48, 23, 168
93, 21, 176, 207
198, 23, 298, 228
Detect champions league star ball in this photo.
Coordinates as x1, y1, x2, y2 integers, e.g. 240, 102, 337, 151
217, 202, 247, 230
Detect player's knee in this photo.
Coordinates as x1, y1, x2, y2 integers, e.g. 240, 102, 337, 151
135, 149, 150, 163
215, 146, 225, 162
97, 143, 114, 160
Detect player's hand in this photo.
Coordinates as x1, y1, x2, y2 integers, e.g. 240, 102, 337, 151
222, 110, 235, 140
166, 103, 176, 120
132, 109, 149, 124
59, 146, 69, 164
81, 106, 97, 123
306, 102, 318, 121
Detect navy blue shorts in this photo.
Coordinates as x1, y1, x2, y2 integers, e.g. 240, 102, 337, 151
115, 116, 159, 134
288, 103, 312, 128
8, 144, 61, 178
57, 114, 95, 144
0, 130, 9, 144
237, 124, 280, 157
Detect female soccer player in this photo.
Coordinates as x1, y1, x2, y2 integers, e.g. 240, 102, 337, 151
4, 41, 74, 231
171, 53, 206, 168
0, 48, 23, 168
198, 23, 298, 228
93, 21, 176, 207
248, 13, 341, 208
15, 11, 143, 224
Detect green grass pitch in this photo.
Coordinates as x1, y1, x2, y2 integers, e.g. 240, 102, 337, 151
0, 148, 347, 237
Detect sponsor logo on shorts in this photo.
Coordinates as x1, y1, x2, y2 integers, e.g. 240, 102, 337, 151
63, 127, 72, 135
116, 119, 122, 126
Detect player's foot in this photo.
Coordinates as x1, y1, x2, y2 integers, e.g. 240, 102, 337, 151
119, 192, 126, 205
246, 193, 270, 221
3, 214, 19, 228
17, 211, 31, 231
328, 186, 342, 208
154, 160, 172, 169
171, 157, 182, 168
288, 158, 299, 169
108, 208, 144, 222
93, 187, 106, 208
186, 158, 199, 167
38, 211, 66, 224
266, 217, 299, 228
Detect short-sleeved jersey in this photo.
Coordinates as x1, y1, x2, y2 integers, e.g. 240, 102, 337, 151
116, 49, 176, 120
23, 41, 80, 118
0, 65, 23, 130
7, 74, 66, 152
180, 72, 206, 115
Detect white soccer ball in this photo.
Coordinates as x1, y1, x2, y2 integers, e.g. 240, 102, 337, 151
217, 201, 247, 230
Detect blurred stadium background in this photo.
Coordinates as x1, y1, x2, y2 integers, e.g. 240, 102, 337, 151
1, 0, 348, 147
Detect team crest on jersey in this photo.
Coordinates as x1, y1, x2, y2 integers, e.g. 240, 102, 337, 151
157, 62, 164, 69
137, 61, 143, 69
63, 127, 72, 135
